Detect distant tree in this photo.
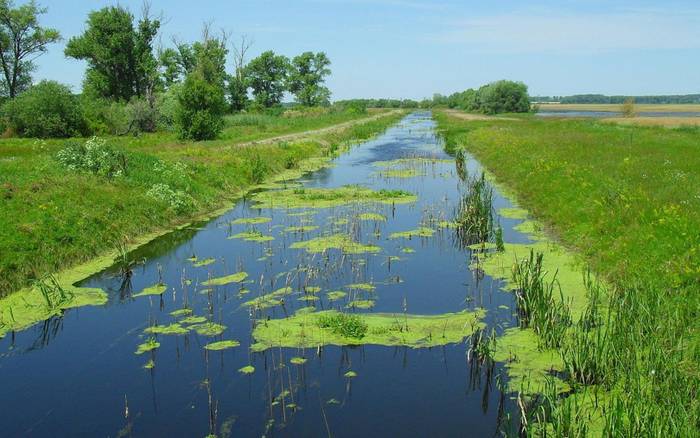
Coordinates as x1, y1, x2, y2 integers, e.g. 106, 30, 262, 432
228, 35, 252, 112
65, 5, 160, 101
246, 50, 289, 108
476, 80, 530, 114
0, 0, 60, 98
158, 41, 196, 87
2, 80, 85, 138
287, 51, 331, 106
621, 97, 637, 118
175, 28, 227, 141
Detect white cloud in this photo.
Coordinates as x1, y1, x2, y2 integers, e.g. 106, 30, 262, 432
432, 9, 700, 53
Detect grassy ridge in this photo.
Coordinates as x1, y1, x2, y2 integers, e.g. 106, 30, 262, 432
436, 111, 699, 435
0, 110, 404, 296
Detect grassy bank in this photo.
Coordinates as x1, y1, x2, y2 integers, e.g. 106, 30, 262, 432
436, 111, 699, 435
0, 109, 404, 296
537, 103, 700, 113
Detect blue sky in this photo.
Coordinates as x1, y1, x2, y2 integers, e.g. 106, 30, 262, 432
30, 0, 700, 100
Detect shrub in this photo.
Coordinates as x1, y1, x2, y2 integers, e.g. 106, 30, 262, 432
477, 80, 531, 114
176, 71, 226, 141
146, 183, 194, 213
56, 136, 127, 178
3, 81, 86, 138
156, 85, 181, 131
318, 312, 368, 339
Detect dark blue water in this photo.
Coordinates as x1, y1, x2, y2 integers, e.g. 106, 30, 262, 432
0, 113, 534, 437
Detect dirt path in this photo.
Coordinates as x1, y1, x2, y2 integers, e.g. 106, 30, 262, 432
442, 109, 519, 121
237, 110, 405, 147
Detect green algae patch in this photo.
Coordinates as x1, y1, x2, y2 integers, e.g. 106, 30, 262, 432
389, 227, 435, 239
493, 327, 568, 394
284, 225, 319, 233
136, 338, 160, 355
373, 158, 453, 168
170, 308, 193, 317
514, 220, 546, 239
145, 323, 190, 335
204, 340, 240, 351
202, 272, 248, 287
475, 241, 590, 319
304, 286, 321, 294
499, 207, 529, 220
144, 359, 155, 369
377, 168, 425, 178
191, 322, 227, 336
231, 217, 272, 225
180, 316, 207, 325
193, 258, 216, 267
344, 371, 358, 378
251, 185, 417, 209
401, 247, 416, 254
437, 220, 458, 229
358, 213, 386, 221
229, 231, 274, 242
133, 283, 167, 297
290, 357, 307, 365
347, 300, 375, 309
243, 287, 293, 309
251, 309, 486, 352
238, 365, 255, 375
345, 283, 375, 292
291, 234, 380, 254
327, 291, 347, 301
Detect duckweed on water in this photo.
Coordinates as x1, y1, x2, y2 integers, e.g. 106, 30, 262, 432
144, 359, 155, 369
345, 283, 375, 292
251, 309, 485, 351
290, 234, 380, 254
377, 168, 425, 178
290, 357, 307, 365
389, 227, 435, 239
231, 217, 272, 225
202, 272, 248, 286
238, 365, 255, 374
191, 322, 227, 336
327, 291, 347, 301
373, 158, 453, 168
251, 185, 417, 209
193, 258, 216, 267
204, 340, 240, 351
144, 323, 189, 335
229, 231, 274, 242
180, 316, 207, 324
499, 207, 529, 220
401, 247, 416, 254
243, 287, 293, 309
358, 213, 386, 221
132, 283, 167, 297
304, 286, 321, 293
170, 308, 192, 317
135, 338, 160, 355
347, 300, 375, 309
284, 225, 319, 233
344, 371, 358, 378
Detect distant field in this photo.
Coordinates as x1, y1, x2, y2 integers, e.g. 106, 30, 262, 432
603, 116, 700, 127
537, 103, 700, 113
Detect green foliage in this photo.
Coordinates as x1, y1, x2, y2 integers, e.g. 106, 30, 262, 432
65, 6, 159, 101
176, 70, 226, 140
2, 80, 85, 138
227, 74, 248, 112
287, 51, 331, 106
146, 183, 194, 213
55, 136, 127, 178
0, 0, 61, 98
438, 80, 531, 114
318, 312, 368, 339
246, 50, 289, 108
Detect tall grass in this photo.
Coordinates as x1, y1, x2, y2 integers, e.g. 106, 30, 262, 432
455, 172, 494, 246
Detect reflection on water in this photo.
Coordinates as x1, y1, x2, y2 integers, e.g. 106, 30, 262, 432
0, 113, 536, 437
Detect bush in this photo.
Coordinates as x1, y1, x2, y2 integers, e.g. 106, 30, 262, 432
156, 86, 181, 131
176, 71, 226, 141
318, 312, 368, 339
3, 81, 86, 138
55, 136, 127, 178
476, 80, 531, 114
146, 183, 194, 213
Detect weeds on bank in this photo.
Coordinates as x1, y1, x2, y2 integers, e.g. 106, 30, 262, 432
455, 172, 494, 246
34, 274, 74, 312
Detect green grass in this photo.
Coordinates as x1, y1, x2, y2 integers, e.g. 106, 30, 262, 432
436, 111, 700, 436
0, 110, 404, 296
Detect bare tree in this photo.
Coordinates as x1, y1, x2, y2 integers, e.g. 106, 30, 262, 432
232, 34, 253, 79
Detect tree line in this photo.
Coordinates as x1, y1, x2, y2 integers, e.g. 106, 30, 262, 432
0, 2, 333, 140
531, 94, 700, 105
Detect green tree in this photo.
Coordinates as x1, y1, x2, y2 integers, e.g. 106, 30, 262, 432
246, 50, 289, 108
476, 80, 530, 114
287, 51, 331, 106
65, 6, 160, 101
0, 0, 60, 98
175, 31, 227, 141
2, 80, 85, 138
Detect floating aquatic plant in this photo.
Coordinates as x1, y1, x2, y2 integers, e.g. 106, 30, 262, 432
132, 283, 167, 298
238, 365, 255, 374
202, 272, 248, 286
204, 340, 240, 351
291, 234, 380, 254
135, 338, 160, 355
